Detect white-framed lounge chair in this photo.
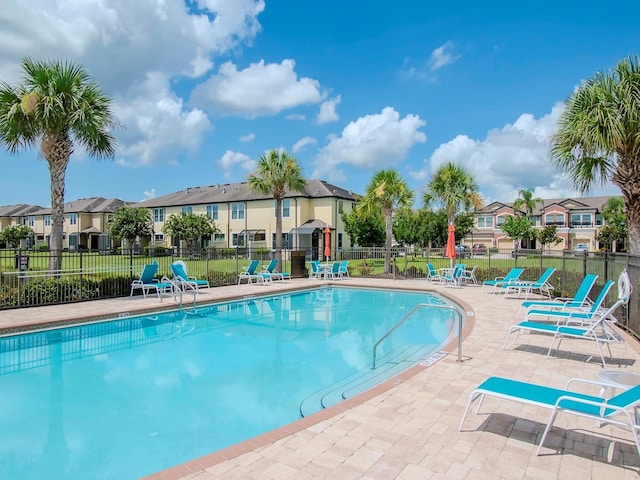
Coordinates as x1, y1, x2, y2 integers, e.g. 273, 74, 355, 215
262, 259, 291, 282
502, 267, 555, 299
130, 261, 175, 301
516, 273, 598, 320
440, 263, 465, 287
238, 259, 269, 285
460, 265, 478, 285
425, 263, 443, 282
171, 262, 210, 292
459, 375, 640, 457
481, 267, 525, 294
503, 279, 629, 366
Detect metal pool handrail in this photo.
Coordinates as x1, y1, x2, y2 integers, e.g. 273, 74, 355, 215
371, 303, 463, 369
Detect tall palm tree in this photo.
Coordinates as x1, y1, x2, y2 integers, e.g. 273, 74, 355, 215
247, 149, 306, 268
424, 162, 484, 225
359, 169, 413, 274
550, 55, 640, 255
513, 187, 543, 216
0, 58, 116, 270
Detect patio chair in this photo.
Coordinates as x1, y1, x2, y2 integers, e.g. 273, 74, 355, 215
440, 263, 465, 288
459, 375, 640, 457
237, 259, 270, 285
262, 258, 291, 282
326, 261, 342, 280
338, 260, 350, 279
460, 265, 478, 285
171, 262, 210, 292
503, 280, 627, 366
309, 260, 323, 279
425, 263, 443, 282
481, 267, 525, 294
130, 261, 176, 301
502, 267, 556, 299
515, 273, 598, 320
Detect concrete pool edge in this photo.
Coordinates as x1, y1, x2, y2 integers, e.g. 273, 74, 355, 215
140, 286, 475, 480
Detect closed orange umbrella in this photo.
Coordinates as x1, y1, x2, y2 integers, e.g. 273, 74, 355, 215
445, 222, 456, 266
324, 226, 331, 261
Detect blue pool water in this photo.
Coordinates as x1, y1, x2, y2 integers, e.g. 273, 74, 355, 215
0, 287, 460, 479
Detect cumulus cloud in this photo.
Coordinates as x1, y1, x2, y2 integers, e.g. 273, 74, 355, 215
410, 102, 617, 202
292, 136, 317, 153
190, 59, 324, 117
142, 188, 156, 200
240, 132, 255, 142
218, 150, 256, 178
113, 72, 212, 166
313, 107, 427, 181
428, 41, 460, 71
286, 113, 306, 121
317, 95, 341, 124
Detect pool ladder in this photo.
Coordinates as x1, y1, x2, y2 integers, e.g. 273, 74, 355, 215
371, 303, 463, 369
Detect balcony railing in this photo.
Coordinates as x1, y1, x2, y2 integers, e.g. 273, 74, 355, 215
570, 222, 594, 228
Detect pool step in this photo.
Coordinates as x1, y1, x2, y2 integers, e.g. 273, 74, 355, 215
299, 343, 438, 418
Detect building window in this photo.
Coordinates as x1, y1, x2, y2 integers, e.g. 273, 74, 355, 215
44, 215, 51, 227
596, 214, 603, 226
154, 234, 164, 242
545, 213, 565, 226
181, 206, 193, 214
27, 216, 34, 227
338, 232, 343, 249
570, 213, 592, 228
477, 216, 494, 228
153, 208, 165, 223
231, 203, 245, 220
496, 215, 506, 227
338, 200, 344, 214
271, 233, 291, 248
206, 205, 218, 220
232, 233, 246, 247
529, 215, 541, 226
69, 213, 77, 226
213, 233, 225, 242
274, 199, 291, 218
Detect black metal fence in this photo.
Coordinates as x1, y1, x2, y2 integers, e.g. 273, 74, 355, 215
1, 247, 638, 338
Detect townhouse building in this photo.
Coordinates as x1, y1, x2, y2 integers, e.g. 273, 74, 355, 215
134, 179, 358, 255
468, 196, 617, 252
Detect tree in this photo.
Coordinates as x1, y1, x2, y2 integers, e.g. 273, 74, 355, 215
0, 58, 116, 270
599, 197, 627, 252
247, 149, 306, 268
501, 215, 536, 251
108, 206, 154, 248
341, 207, 385, 247
392, 208, 423, 248
162, 212, 218, 251
550, 55, 640, 255
0, 224, 33, 249
424, 162, 484, 224
538, 225, 562, 252
358, 169, 413, 274
513, 187, 543, 216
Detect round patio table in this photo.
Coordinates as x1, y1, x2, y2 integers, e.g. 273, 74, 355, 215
597, 370, 640, 396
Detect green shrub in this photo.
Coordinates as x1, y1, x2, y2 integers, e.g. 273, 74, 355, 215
207, 270, 237, 286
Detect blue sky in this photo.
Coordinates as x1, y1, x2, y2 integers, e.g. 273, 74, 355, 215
0, 1, 637, 207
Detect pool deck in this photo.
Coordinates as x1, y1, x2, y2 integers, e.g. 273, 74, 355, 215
3, 277, 640, 479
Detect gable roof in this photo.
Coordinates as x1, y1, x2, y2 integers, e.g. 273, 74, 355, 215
134, 179, 359, 208
30, 197, 127, 215
0, 204, 42, 217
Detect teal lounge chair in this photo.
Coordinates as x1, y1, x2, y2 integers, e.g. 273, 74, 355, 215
459, 375, 640, 457
425, 263, 443, 282
481, 267, 524, 294
516, 273, 598, 320
503, 279, 628, 366
130, 261, 175, 301
238, 259, 269, 285
171, 262, 210, 292
309, 260, 322, 279
262, 259, 291, 282
502, 267, 556, 299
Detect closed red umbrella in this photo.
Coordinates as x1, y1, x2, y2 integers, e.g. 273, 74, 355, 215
324, 226, 331, 261
445, 222, 456, 267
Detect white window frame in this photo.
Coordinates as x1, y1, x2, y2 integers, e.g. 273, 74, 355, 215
44, 215, 51, 227
206, 204, 218, 220
213, 233, 225, 242
153, 208, 165, 223
27, 216, 34, 227
231, 203, 245, 220
154, 234, 164, 242
181, 206, 193, 214
477, 216, 494, 228
69, 213, 77, 226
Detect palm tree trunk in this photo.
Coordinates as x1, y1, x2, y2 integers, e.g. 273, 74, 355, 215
384, 210, 392, 274
625, 197, 640, 255
275, 197, 283, 268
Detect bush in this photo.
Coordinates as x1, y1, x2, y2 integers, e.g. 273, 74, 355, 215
37, 244, 49, 252
144, 246, 170, 256
207, 270, 237, 286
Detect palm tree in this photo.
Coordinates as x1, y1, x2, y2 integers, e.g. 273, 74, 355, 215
424, 162, 484, 225
0, 58, 116, 270
247, 149, 306, 268
359, 169, 413, 274
513, 187, 543, 216
550, 55, 640, 255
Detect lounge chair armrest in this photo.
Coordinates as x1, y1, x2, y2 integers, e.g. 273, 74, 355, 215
564, 377, 620, 391
554, 393, 629, 415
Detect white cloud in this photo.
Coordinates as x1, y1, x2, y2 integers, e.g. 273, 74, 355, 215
113, 72, 212, 166
190, 59, 324, 117
428, 41, 460, 71
317, 95, 341, 124
218, 150, 256, 179
292, 136, 317, 153
410, 102, 618, 203
142, 188, 156, 200
286, 113, 306, 121
240, 133, 255, 142
313, 107, 426, 181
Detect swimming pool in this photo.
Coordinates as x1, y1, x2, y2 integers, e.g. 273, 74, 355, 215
0, 287, 461, 479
